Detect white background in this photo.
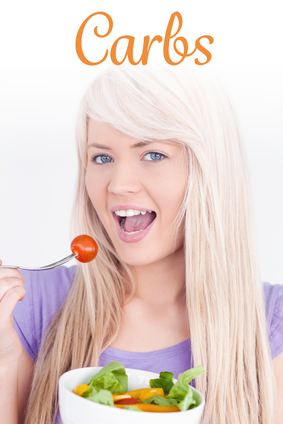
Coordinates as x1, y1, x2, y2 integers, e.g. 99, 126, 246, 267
0, 0, 282, 284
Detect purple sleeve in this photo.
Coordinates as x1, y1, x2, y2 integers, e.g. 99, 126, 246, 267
263, 283, 283, 359
13, 266, 76, 362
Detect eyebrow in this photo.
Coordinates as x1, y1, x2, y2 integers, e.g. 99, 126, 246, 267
87, 141, 152, 150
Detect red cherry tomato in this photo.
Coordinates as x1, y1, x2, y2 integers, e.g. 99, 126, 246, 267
71, 235, 98, 263
115, 397, 138, 405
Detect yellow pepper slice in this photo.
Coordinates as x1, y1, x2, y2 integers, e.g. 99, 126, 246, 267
73, 384, 89, 396
112, 393, 132, 402
139, 388, 165, 401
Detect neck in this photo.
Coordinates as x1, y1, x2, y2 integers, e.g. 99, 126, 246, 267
128, 246, 186, 306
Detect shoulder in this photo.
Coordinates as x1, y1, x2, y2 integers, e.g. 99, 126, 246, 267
13, 265, 76, 361
263, 282, 283, 359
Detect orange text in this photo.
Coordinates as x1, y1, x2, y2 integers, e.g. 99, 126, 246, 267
76, 11, 214, 66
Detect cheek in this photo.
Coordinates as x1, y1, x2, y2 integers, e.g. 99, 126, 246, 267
85, 169, 104, 212
162, 178, 186, 216
85, 170, 94, 203
159, 177, 186, 242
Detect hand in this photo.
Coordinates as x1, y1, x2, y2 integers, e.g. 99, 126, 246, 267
0, 260, 25, 365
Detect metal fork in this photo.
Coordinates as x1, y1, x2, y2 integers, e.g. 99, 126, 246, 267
0, 253, 78, 271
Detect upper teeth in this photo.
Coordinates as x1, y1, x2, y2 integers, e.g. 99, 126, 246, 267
114, 209, 152, 217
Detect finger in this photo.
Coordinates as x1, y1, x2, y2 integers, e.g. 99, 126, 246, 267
0, 267, 25, 282
0, 286, 26, 325
0, 277, 25, 302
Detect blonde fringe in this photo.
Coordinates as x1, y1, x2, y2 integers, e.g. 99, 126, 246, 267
24, 64, 276, 424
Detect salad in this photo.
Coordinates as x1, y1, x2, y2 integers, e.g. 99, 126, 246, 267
73, 362, 206, 413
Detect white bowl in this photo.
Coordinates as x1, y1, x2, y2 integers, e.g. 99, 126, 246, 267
59, 367, 205, 424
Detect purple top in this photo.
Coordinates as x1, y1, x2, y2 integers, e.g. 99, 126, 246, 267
13, 266, 283, 424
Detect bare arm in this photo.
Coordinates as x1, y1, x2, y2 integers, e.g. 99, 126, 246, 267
18, 349, 35, 424
273, 350, 283, 424
0, 262, 31, 424
0, 361, 19, 423
0, 348, 34, 424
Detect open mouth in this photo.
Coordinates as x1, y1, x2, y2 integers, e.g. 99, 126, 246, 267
115, 211, 157, 235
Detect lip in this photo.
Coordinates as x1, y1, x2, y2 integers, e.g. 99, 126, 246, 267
110, 205, 153, 213
112, 210, 156, 243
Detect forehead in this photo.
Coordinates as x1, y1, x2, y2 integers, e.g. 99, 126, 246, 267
87, 120, 139, 147
87, 119, 183, 153
88, 120, 117, 139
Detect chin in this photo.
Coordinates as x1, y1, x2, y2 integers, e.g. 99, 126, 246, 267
115, 249, 156, 267
118, 255, 150, 267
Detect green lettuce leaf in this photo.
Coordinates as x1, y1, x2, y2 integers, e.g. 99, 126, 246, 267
149, 371, 174, 395
87, 371, 126, 393
87, 361, 128, 393
82, 387, 114, 406
142, 396, 179, 406
167, 366, 206, 411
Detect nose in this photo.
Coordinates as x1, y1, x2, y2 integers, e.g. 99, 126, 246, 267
108, 162, 142, 195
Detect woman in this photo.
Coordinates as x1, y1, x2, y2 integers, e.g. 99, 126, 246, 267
0, 64, 282, 424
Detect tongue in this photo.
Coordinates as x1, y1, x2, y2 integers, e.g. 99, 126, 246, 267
123, 212, 155, 232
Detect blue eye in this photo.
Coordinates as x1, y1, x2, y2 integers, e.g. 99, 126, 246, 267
92, 155, 113, 164
143, 152, 165, 161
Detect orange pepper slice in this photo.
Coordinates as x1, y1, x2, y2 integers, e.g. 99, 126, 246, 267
120, 388, 165, 401
135, 404, 180, 412
115, 403, 180, 412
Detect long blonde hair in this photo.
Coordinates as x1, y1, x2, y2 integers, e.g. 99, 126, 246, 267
25, 64, 276, 424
